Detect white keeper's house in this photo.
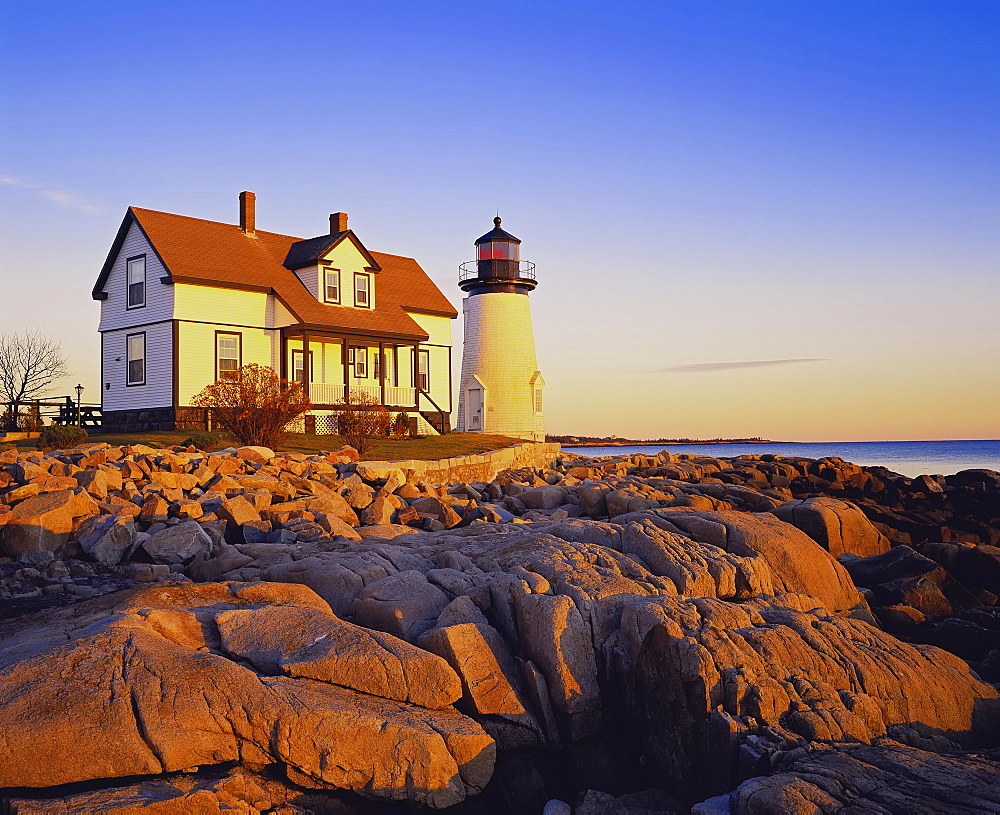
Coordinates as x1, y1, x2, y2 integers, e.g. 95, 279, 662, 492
92, 192, 457, 434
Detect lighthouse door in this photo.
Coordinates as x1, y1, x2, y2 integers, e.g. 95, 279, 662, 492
468, 388, 483, 430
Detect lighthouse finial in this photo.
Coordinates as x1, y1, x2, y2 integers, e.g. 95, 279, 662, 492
494, 215, 502, 228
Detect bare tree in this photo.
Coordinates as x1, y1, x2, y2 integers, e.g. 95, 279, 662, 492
0, 332, 71, 430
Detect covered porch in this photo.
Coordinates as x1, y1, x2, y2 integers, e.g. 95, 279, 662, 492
281, 327, 425, 412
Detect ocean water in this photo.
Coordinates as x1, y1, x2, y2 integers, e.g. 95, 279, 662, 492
562, 439, 1000, 478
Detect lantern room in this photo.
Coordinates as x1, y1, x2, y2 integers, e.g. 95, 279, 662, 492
476, 219, 521, 260
459, 217, 536, 294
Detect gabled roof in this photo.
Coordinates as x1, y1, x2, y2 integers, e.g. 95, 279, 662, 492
93, 207, 457, 341
283, 231, 382, 272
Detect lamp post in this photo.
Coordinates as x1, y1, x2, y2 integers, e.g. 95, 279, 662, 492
74, 384, 84, 427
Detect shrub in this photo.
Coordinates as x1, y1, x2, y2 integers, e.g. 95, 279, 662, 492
19, 405, 43, 432
181, 431, 224, 452
191, 364, 310, 449
332, 390, 391, 455
1, 407, 42, 432
391, 412, 410, 438
39, 424, 87, 450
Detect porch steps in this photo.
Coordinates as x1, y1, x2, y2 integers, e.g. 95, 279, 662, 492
414, 413, 441, 436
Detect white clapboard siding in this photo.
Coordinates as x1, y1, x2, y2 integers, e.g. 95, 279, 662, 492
98, 221, 174, 332
408, 312, 453, 347
175, 322, 277, 405
266, 294, 297, 328
393, 344, 413, 394
101, 323, 173, 411
318, 339, 344, 385
408, 312, 454, 413
174, 284, 271, 327
293, 265, 321, 300
416, 344, 452, 413
285, 337, 346, 387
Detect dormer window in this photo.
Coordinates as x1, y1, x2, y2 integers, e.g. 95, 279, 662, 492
354, 273, 371, 308
323, 267, 340, 303
126, 256, 146, 308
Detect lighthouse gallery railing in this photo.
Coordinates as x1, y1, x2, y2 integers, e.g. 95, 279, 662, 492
458, 260, 536, 282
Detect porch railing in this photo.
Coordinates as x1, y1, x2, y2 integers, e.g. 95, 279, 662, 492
308, 384, 348, 404
385, 386, 417, 406
307, 383, 417, 407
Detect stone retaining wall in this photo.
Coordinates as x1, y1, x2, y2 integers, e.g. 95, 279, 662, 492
364, 442, 562, 485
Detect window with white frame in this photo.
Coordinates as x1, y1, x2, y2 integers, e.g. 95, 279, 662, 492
126, 333, 145, 385
126, 256, 146, 309
216, 333, 241, 379
292, 350, 312, 385
416, 350, 429, 392
373, 350, 381, 380
353, 347, 368, 377
354, 273, 370, 308
323, 267, 340, 303
534, 387, 543, 413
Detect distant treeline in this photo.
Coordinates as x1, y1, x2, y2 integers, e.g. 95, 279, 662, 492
548, 435, 776, 446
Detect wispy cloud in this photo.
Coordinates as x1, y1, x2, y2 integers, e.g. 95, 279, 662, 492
658, 358, 827, 373
0, 175, 101, 215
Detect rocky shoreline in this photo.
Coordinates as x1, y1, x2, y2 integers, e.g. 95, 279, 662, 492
1, 443, 999, 813
552, 438, 779, 447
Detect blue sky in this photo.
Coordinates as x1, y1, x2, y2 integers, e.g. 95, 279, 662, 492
2, 1, 998, 439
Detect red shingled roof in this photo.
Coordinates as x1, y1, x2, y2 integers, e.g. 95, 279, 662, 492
94, 207, 457, 341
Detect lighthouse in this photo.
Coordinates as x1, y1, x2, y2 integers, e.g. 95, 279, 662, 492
456, 217, 545, 441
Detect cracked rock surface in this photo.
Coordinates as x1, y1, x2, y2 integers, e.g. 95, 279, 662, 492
0, 581, 492, 809
693, 743, 1000, 814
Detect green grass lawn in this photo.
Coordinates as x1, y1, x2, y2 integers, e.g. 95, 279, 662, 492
9, 430, 524, 461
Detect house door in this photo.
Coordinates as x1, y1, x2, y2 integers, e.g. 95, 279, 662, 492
468, 387, 483, 430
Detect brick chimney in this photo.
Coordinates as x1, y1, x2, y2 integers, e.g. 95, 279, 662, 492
240, 191, 256, 235
330, 212, 348, 233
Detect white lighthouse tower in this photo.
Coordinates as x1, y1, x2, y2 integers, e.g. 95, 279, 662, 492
456, 217, 545, 441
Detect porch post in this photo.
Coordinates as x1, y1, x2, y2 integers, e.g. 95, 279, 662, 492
279, 329, 288, 381
342, 339, 350, 403
378, 341, 385, 406
412, 343, 420, 410
301, 333, 310, 400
